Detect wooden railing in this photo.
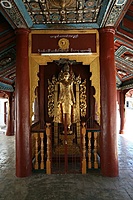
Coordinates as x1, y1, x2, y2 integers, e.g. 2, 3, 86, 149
31, 123, 52, 174
81, 123, 100, 174
31, 122, 100, 174
33, 132, 45, 170
81, 123, 86, 174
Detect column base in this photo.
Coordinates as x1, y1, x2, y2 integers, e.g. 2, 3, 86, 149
119, 130, 125, 134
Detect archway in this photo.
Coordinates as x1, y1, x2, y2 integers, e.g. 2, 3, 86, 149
124, 89, 133, 141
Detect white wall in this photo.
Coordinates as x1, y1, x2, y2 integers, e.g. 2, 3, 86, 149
126, 96, 133, 108
0, 98, 7, 126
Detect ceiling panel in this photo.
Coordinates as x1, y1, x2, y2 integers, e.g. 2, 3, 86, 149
0, 0, 133, 92
0, 12, 16, 92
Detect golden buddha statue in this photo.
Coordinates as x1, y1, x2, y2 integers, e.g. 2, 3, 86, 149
48, 62, 87, 135
54, 64, 78, 130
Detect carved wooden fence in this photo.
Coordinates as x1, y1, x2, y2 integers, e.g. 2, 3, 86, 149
81, 123, 100, 174
31, 122, 100, 174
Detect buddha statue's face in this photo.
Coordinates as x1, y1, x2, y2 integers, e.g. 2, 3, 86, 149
63, 72, 70, 81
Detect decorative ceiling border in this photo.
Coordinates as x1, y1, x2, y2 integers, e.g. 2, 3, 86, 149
116, 30, 133, 42
0, 81, 14, 92
106, 0, 127, 26
100, 0, 128, 27
0, 0, 29, 28
115, 45, 133, 71
31, 22, 99, 30
0, 47, 16, 71
0, 67, 16, 83
116, 63, 133, 81
14, 0, 33, 28
100, 0, 116, 27
120, 82, 133, 90
97, 0, 110, 26
114, 37, 133, 49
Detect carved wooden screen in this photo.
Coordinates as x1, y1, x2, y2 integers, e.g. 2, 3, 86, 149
43, 62, 92, 123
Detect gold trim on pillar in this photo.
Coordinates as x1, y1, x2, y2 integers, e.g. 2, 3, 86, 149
29, 57, 39, 123
29, 34, 39, 122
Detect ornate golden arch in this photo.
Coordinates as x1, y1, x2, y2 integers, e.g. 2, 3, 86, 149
29, 30, 100, 124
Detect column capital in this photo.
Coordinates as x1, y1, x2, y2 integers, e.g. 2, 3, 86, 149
15, 28, 30, 35
99, 26, 115, 35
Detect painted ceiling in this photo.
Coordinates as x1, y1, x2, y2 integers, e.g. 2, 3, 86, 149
0, 0, 133, 95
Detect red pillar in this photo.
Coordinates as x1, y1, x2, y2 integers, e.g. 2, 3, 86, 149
119, 90, 125, 134
99, 27, 119, 177
6, 93, 14, 136
15, 28, 32, 177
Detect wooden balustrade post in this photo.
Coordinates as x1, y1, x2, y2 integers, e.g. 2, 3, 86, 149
34, 133, 39, 169
40, 132, 45, 169
88, 132, 92, 169
94, 132, 98, 169
82, 122, 86, 174
46, 123, 51, 174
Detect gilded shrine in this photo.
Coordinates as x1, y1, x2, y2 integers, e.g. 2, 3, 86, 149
29, 30, 101, 174
48, 62, 87, 159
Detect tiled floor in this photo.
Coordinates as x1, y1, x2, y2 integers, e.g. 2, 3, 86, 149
0, 131, 133, 200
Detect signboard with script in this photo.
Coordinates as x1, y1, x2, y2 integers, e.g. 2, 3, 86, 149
31, 32, 97, 54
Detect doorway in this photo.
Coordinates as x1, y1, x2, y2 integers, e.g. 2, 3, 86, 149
124, 90, 133, 141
